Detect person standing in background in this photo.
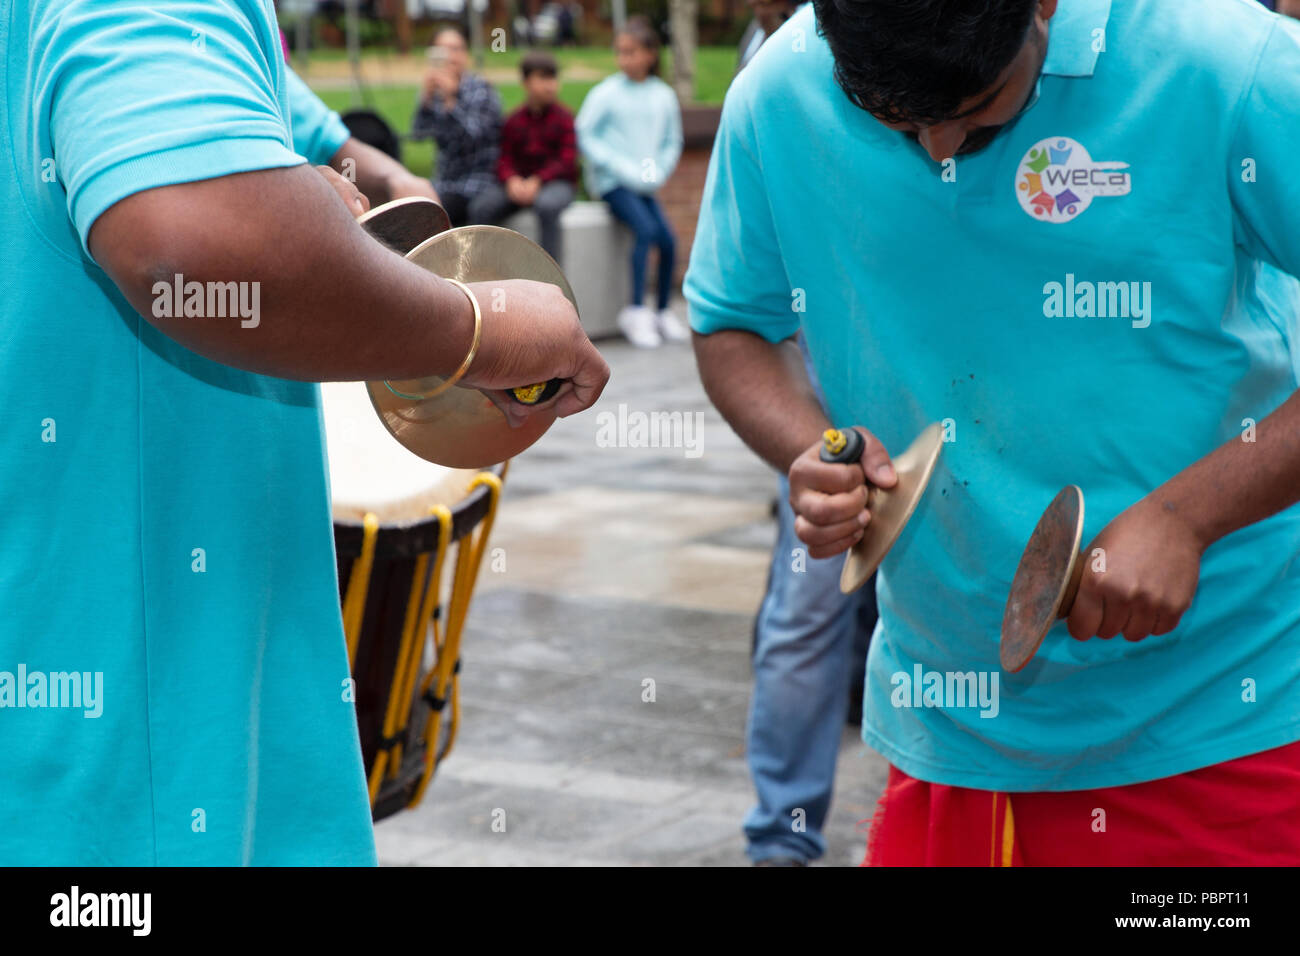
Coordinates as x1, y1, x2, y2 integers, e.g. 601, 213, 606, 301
470, 51, 577, 265
743, 338, 876, 867
411, 26, 501, 226
576, 16, 686, 348
737, 0, 802, 72
731, 0, 869, 868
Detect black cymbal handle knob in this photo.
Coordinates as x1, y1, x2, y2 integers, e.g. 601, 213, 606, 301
819, 427, 864, 464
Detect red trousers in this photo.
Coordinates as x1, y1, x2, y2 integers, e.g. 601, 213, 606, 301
864, 740, 1300, 866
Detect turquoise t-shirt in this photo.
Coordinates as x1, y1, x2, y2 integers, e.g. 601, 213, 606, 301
686, 0, 1300, 791
1, 0, 376, 863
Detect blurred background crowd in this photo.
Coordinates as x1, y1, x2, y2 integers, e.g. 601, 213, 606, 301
279, 0, 805, 345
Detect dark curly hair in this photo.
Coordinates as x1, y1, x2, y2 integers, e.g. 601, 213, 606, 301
813, 0, 1039, 126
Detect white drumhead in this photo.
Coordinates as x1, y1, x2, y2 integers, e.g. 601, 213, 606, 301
323, 381, 477, 524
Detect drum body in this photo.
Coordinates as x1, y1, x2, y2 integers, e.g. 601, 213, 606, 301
324, 382, 503, 821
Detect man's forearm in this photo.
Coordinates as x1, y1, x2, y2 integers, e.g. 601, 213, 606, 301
692, 328, 828, 473
89, 163, 472, 382
329, 138, 437, 205
1153, 389, 1300, 549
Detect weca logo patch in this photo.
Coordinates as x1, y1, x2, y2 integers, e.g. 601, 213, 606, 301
1015, 136, 1130, 223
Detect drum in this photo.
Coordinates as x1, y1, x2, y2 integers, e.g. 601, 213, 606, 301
323, 380, 505, 821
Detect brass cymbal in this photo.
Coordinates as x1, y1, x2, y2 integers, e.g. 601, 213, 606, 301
367, 226, 578, 468
838, 423, 945, 594
357, 196, 451, 254
1000, 485, 1085, 672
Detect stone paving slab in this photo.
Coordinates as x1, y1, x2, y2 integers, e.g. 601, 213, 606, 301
375, 330, 891, 865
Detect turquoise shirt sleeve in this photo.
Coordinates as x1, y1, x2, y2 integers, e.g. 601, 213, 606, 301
34, 0, 309, 260
1229, 16, 1300, 278
683, 80, 799, 343
284, 65, 352, 166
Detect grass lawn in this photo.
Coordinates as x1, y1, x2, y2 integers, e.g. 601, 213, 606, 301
311, 45, 736, 182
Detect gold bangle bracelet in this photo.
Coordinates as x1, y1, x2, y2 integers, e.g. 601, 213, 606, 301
384, 277, 482, 401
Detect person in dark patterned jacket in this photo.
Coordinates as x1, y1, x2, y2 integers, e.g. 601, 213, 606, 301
410, 26, 501, 225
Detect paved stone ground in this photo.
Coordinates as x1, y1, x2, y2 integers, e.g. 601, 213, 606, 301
375, 313, 890, 866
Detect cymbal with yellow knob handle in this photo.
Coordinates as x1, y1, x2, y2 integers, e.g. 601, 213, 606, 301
820, 424, 944, 594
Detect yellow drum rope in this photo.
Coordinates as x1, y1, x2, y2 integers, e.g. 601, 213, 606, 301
346, 465, 506, 811
388, 505, 452, 778
342, 513, 380, 668
409, 470, 503, 807
367, 506, 452, 804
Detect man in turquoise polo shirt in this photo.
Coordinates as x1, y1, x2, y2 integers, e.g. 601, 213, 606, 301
1, 0, 608, 865
687, 0, 1300, 864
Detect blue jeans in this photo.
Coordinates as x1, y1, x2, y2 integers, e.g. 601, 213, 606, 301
601, 187, 675, 310
745, 473, 862, 863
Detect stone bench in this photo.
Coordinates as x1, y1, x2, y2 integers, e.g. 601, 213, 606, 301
502, 200, 631, 340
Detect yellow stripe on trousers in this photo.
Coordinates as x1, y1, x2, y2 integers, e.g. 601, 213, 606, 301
990, 793, 1017, 867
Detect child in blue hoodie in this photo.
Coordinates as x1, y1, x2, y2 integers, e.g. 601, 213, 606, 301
577, 17, 685, 347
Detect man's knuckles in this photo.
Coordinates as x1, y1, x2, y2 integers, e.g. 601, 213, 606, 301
795, 493, 859, 526
1091, 571, 1141, 604
793, 514, 860, 546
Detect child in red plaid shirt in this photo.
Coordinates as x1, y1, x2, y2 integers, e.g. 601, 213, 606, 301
469, 51, 577, 264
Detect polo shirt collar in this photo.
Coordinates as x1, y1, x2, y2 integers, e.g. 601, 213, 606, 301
1042, 0, 1113, 78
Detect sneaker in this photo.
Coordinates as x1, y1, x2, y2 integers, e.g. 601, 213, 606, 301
618, 305, 662, 348
656, 308, 691, 343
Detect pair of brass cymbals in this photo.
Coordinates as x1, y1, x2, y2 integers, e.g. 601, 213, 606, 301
356, 197, 574, 468
820, 424, 1090, 675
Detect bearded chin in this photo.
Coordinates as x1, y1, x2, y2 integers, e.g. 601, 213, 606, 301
903, 124, 1003, 157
